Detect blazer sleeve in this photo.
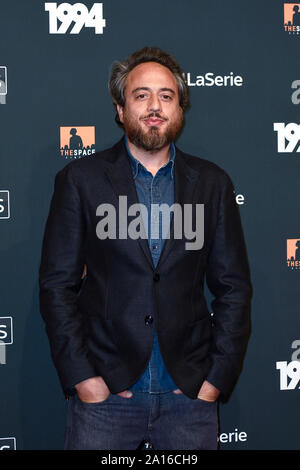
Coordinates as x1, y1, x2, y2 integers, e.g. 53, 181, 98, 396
39, 164, 97, 396
205, 170, 252, 399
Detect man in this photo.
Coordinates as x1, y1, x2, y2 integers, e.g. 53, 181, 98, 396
39, 47, 252, 450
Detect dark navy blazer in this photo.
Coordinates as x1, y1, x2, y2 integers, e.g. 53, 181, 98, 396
39, 136, 252, 400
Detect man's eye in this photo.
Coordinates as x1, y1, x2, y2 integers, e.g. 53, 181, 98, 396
136, 94, 147, 99
162, 95, 172, 100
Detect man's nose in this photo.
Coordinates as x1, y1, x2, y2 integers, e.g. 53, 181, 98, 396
147, 94, 161, 113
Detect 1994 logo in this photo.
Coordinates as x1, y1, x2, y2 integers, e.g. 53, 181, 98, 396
45, 2, 106, 34
276, 340, 300, 390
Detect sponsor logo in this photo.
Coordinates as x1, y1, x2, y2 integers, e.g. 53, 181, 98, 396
0, 66, 7, 104
185, 72, 243, 87
274, 81, 300, 151
286, 239, 300, 269
291, 80, 300, 104
0, 317, 14, 365
219, 429, 248, 444
0, 438, 16, 450
277, 360, 300, 389
273, 122, 300, 152
284, 3, 300, 35
276, 341, 300, 390
0, 191, 10, 219
60, 126, 95, 158
45, 2, 106, 34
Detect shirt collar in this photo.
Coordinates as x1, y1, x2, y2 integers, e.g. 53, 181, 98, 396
124, 134, 176, 180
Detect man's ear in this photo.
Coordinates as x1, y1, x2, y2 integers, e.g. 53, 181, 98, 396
116, 104, 124, 124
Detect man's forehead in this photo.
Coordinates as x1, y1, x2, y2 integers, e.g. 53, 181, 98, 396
126, 62, 178, 91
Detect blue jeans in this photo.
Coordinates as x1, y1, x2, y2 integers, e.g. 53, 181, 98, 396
64, 391, 218, 450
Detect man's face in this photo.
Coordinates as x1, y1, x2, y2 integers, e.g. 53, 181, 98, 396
117, 61, 184, 151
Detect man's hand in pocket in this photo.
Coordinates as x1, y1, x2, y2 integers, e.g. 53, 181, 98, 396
197, 380, 220, 402
172, 380, 220, 402
75, 376, 133, 403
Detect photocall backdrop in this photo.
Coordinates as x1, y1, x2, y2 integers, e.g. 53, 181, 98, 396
0, 0, 299, 450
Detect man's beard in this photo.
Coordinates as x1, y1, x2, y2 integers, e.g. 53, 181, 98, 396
122, 109, 183, 152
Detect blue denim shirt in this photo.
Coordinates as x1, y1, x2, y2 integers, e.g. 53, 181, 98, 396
124, 135, 178, 393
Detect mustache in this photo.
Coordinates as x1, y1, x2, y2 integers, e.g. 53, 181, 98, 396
140, 113, 168, 121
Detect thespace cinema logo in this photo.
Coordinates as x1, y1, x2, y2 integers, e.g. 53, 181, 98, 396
284, 3, 300, 35
45, 3, 106, 34
286, 239, 300, 269
60, 126, 95, 158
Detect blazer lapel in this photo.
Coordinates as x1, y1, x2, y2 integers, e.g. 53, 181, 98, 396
155, 145, 200, 270
103, 137, 200, 271
104, 138, 154, 269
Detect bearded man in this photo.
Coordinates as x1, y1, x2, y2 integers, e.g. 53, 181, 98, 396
39, 46, 252, 450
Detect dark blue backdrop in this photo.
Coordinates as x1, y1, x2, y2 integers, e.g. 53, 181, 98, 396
0, 0, 300, 450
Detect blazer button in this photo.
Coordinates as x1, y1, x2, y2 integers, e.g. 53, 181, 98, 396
145, 315, 153, 325
153, 272, 160, 282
